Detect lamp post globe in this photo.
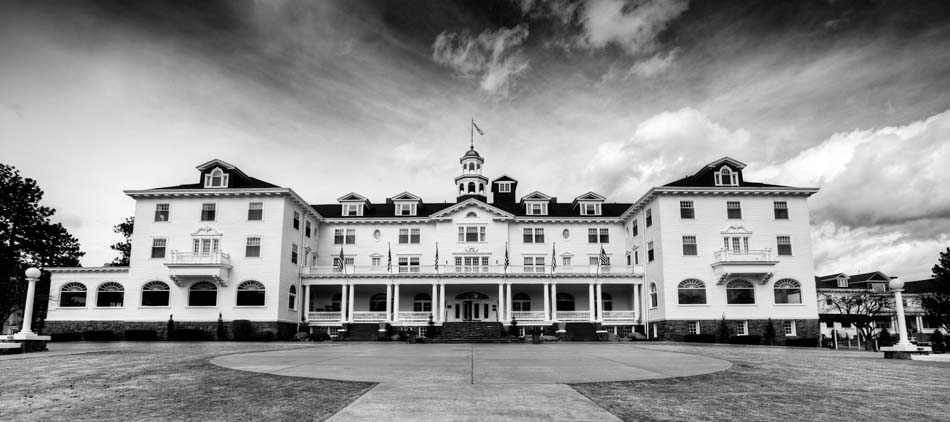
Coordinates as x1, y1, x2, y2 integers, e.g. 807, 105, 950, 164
889, 278, 905, 291
25, 267, 41, 279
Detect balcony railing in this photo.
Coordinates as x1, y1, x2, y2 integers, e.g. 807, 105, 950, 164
308, 311, 342, 322
511, 311, 546, 321
166, 251, 231, 266
556, 311, 590, 321
602, 311, 637, 321
712, 249, 774, 263
301, 264, 643, 277
352, 311, 388, 322
397, 312, 432, 322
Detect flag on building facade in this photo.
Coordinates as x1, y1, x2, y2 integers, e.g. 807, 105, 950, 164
434, 242, 440, 271
337, 247, 345, 272
387, 243, 392, 273
473, 120, 485, 136
504, 242, 509, 271
600, 245, 609, 266
551, 243, 557, 272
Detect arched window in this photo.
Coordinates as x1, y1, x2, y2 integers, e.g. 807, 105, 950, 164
677, 279, 707, 305
466, 211, 477, 218
59, 282, 87, 307
142, 281, 170, 307
237, 281, 266, 306
330, 293, 342, 312
601, 292, 612, 311
96, 282, 124, 307
512, 292, 531, 312
556, 293, 575, 311
413, 293, 432, 312
189, 281, 218, 307
288, 285, 297, 310
774, 279, 802, 304
714, 166, 738, 186
478, 183, 484, 193
459, 183, 464, 194
468, 182, 476, 193
649, 283, 658, 308
726, 279, 755, 304
370, 293, 387, 312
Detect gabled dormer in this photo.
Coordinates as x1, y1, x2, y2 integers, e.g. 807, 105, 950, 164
520, 191, 552, 216
491, 175, 518, 206
337, 193, 371, 217
196, 159, 253, 189
572, 191, 606, 216
663, 157, 761, 188
390, 192, 422, 216
835, 274, 850, 288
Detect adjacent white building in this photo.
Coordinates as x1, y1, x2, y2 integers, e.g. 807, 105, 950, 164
45, 149, 821, 342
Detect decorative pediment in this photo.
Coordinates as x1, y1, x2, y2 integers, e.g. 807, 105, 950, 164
429, 198, 514, 220
573, 191, 606, 202
391, 191, 421, 201
705, 156, 747, 170
191, 226, 222, 237
520, 191, 552, 202
369, 253, 383, 258
721, 224, 752, 235
337, 192, 369, 202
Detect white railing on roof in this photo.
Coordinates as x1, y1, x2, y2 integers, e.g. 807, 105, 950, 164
166, 251, 230, 266
300, 264, 643, 276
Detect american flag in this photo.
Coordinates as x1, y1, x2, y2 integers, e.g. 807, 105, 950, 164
504, 242, 509, 271
434, 242, 440, 271
386, 243, 392, 273
337, 247, 345, 272
472, 120, 485, 136
551, 243, 557, 272
599, 246, 609, 266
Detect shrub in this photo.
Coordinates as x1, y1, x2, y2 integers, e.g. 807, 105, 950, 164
294, 332, 310, 342
168, 328, 209, 341
311, 332, 331, 342
232, 319, 253, 341
786, 337, 819, 347
124, 329, 158, 341
628, 332, 646, 340
729, 335, 762, 345
684, 334, 716, 343
878, 329, 893, 347
82, 330, 116, 341
51, 332, 82, 342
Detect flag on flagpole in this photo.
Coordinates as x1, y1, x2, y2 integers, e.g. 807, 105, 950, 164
599, 245, 609, 266
472, 120, 485, 136
504, 242, 510, 271
551, 243, 557, 272
337, 247, 345, 272
434, 242, 440, 271
386, 243, 392, 273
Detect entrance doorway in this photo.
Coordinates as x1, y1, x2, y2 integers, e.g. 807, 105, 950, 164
451, 291, 492, 322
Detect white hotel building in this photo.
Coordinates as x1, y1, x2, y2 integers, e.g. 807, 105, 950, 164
45, 147, 821, 342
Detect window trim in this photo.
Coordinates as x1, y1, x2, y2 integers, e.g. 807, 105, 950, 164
154, 203, 170, 222
247, 202, 263, 221
773, 201, 789, 220
681, 235, 697, 256
200, 203, 216, 221
151, 238, 167, 259
679, 201, 695, 219
245, 236, 262, 258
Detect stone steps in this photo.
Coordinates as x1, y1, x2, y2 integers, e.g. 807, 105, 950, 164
344, 323, 383, 341
441, 322, 503, 339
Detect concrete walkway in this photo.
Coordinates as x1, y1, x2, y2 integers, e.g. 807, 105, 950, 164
212, 343, 732, 421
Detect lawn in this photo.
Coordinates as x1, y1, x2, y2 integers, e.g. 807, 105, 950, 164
572, 343, 950, 422
0, 342, 374, 422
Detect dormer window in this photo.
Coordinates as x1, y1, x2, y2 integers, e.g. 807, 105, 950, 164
580, 203, 601, 216
836, 277, 848, 288
526, 202, 548, 216
498, 182, 512, 193
342, 203, 363, 216
395, 203, 417, 216
204, 168, 229, 188
714, 166, 738, 186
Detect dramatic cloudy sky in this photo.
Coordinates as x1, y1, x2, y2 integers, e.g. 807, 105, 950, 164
1, 0, 948, 279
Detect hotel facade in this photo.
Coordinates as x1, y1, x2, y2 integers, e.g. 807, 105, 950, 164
45, 147, 821, 342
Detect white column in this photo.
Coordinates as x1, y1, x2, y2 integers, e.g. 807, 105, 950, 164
15, 269, 41, 336
551, 283, 559, 321
893, 289, 912, 347
506, 283, 513, 321
632, 284, 640, 322
303, 285, 311, 315
340, 284, 348, 323
588, 283, 596, 321
596, 283, 603, 322
393, 284, 401, 322
543, 282, 550, 321
497, 283, 505, 322
348, 283, 356, 322
431, 283, 438, 322
385, 283, 392, 322
439, 283, 446, 322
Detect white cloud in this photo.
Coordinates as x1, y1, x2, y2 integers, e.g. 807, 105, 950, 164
812, 222, 948, 280
431, 25, 530, 97
627, 48, 678, 78
578, 0, 689, 55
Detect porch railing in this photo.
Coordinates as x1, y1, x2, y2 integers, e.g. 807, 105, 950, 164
602, 311, 637, 321
166, 251, 230, 266
301, 264, 643, 276
556, 311, 590, 321
713, 249, 774, 263
511, 311, 546, 321
308, 311, 341, 322
397, 312, 432, 322
352, 311, 388, 322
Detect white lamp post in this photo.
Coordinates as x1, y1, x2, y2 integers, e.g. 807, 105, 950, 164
880, 277, 930, 358
13, 267, 50, 341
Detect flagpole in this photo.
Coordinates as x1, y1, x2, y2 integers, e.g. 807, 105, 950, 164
470, 118, 474, 150
388, 242, 394, 322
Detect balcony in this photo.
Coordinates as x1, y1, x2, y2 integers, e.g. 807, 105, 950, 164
352, 311, 388, 322
300, 264, 643, 278
555, 311, 590, 321
711, 249, 777, 285
165, 251, 231, 286
396, 312, 432, 323
602, 311, 638, 322
511, 311, 546, 322
308, 311, 342, 322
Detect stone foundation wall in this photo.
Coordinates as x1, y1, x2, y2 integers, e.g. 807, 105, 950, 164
654, 319, 820, 345
44, 320, 299, 341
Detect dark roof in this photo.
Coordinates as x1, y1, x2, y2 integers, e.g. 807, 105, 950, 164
493, 175, 517, 183
311, 198, 632, 219
153, 177, 280, 190
815, 271, 892, 289
662, 157, 791, 188
903, 278, 947, 294
663, 175, 790, 188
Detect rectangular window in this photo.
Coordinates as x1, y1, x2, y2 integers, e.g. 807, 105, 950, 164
343, 204, 362, 216
777, 236, 792, 256
333, 256, 355, 271
151, 238, 166, 258
154, 203, 169, 222
562, 256, 572, 266
648, 241, 655, 262
247, 202, 263, 221
632, 220, 638, 237
599, 228, 609, 243
736, 321, 748, 336
200, 203, 216, 221
305, 220, 312, 237
687, 321, 700, 335
291, 243, 298, 264
498, 183, 511, 193
682, 236, 697, 256
774, 201, 789, 219
784, 320, 797, 336
727, 201, 742, 219
646, 208, 653, 227
398, 256, 420, 273
460, 226, 485, 242
580, 203, 601, 215
396, 203, 417, 216
372, 257, 381, 267
588, 228, 609, 243
399, 228, 421, 244
334, 229, 356, 245
455, 256, 490, 272
589, 256, 610, 265
245, 237, 261, 258
527, 203, 547, 215
293, 211, 300, 229
680, 201, 695, 219
524, 256, 546, 272
634, 251, 639, 265
523, 228, 545, 243
588, 228, 598, 243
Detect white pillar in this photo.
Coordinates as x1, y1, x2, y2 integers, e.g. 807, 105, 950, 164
16, 269, 41, 336
551, 283, 559, 321
588, 283, 596, 321
506, 283, 513, 321
632, 284, 640, 322
893, 289, 912, 347
596, 283, 603, 322
348, 283, 356, 322
385, 283, 392, 322
303, 284, 311, 314
431, 283, 438, 322
497, 283, 505, 322
340, 284, 348, 323
439, 283, 446, 322
393, 284, 401, 322
543, 282, 550, 321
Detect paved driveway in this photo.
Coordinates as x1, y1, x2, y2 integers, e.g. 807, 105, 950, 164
212, 343, 731, 421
